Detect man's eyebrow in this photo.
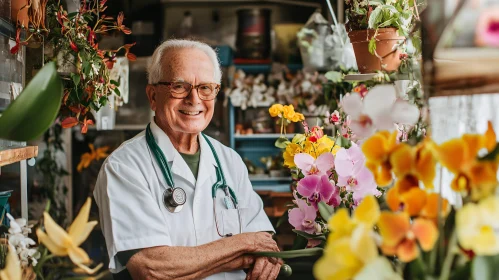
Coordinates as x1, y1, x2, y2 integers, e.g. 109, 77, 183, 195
171, 77, 185, 82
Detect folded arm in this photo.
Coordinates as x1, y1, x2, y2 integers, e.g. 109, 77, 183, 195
126, 232, 279, 280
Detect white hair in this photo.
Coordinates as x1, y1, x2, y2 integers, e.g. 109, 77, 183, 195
147, 39, 222, 84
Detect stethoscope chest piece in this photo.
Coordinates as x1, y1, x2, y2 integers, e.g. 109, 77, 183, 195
163, 187, 186, 213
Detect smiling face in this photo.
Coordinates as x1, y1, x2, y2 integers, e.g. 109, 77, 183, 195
146, 48, 216, 136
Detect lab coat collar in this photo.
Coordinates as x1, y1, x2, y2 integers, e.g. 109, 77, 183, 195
149, 120, 218, 189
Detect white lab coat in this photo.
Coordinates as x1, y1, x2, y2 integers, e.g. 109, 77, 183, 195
93, 120, 274, 279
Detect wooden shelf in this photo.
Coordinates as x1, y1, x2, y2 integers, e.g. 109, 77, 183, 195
235, 133, 293, 140
0, 146, 38, 167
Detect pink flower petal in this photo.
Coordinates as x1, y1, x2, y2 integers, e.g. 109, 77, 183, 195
288, 208, 305, 229
349, 120, 375, 138
334, 148, 354, 177
297, 175, 321, 197
341, 93, 363, 119
337, 175, 349, 186
315, 153, 335, 175
318, 175, 335, 202
294, 153, 315, 174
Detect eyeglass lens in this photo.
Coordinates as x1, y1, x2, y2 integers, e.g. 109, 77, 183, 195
169, 82, 219, 100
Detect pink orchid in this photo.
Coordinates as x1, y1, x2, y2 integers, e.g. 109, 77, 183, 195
341, 85, 420, 138
288, 192, 318, 234
294, 152, 335, 176
475, 8, 499, 47
297, 174, 338, 209
334, 144, 378, 202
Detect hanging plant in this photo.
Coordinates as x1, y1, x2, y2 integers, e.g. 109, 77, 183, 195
12, 0, 136, 133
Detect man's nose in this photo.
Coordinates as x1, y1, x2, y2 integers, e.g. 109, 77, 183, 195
185, 86, 201, 105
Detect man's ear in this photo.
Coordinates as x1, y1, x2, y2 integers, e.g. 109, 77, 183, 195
146, 84, 157, 111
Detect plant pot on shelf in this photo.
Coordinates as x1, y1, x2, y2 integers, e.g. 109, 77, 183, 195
348, 28, 405, 73
11, 0, 29, 26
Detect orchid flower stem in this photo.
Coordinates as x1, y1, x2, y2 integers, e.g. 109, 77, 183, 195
280, 117, 284, 135
438, 229, 457, 280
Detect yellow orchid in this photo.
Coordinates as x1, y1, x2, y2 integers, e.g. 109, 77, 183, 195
389, 141, 436, 190
362, 131, 399, 187
314, 196, 380, 280
268, 104, 284, 118
291, 112, 305, 122
303, 136, 340, 159
327, 196, 380, 242
434, 121, 498, 200
283, 143, 303, 168
386, 187, 450, 221
36, 197, 103, 274
456, 196, 499, 255
0, 245, 22, 280
77, 144, 110, 172
378, 212, 438, 262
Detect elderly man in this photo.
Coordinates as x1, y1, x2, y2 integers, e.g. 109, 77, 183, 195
94, 39, 282, 280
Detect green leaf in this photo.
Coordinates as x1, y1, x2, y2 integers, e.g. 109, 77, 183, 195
71, 73, 80, 86
324, 71, 343, 83
249, 248, 323, 259
110, 79, 120, 86
369, 0, 385, 6
472, 255, 499, 280
368, 6, 384, 29
0, 62, 63, 141
449, 262, 471, 280
114, 87, 121, 97
368, 38, 377, 55
291, 234, 308, 250
292, 229, 326, 240
318, 201, 334, 221
291, 134, 306, 144
83, 61, 91, 77
335, 136, 352, 149
275, 137, 291, 149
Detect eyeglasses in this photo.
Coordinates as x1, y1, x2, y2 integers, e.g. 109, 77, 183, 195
155, 81, 221, 101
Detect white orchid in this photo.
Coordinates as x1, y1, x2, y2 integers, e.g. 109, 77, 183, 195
341, 85, 420, 138
6, 213, 40, 268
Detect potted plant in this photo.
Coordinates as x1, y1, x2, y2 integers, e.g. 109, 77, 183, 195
345, 0, 418, 73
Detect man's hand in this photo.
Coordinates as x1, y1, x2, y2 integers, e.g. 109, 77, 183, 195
237, 232, 280, 253
245, 257, 282, 280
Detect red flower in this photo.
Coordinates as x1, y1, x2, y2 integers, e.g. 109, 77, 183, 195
10, 29, 27, 54
117, 12, 132, 35
123, 43, 137, 61
104, 55, 116, 69
87, 27, 97, 47
70, 40, 79, 52
399, 53, 409, 60
61, 117, 79, 128
81, 118, 94, 134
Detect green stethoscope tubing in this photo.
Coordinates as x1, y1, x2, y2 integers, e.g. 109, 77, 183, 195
145, 123, 241, 236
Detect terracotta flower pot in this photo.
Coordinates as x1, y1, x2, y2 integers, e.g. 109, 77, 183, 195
348, 28, 405, 73
11, 0, 29, 26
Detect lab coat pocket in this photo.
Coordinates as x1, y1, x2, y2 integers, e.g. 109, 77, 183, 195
221, 208, 241, 236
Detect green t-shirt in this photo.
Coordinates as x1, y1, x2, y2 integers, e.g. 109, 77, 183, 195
179, 150, 201, 178
113, 150, 201, 279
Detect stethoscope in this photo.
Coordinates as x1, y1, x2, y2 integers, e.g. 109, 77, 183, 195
145, 123, 242, 237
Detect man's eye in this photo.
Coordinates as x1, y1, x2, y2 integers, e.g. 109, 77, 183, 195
172, 84, 185, 90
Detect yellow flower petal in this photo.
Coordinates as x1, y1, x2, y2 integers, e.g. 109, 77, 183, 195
437, 139, 467, 174
389, 145, 413, 178
328, 209, 355, 242
415, 145, 436, 189
68, 197, 96, 243
386, 187, 401, 213
362, 133, 389, 163
69, 246, 91, 266
75, 262, 104, 275
72, 221, 98, 247
378, 212, 410, 248
485, 121, 496, 152
412, 218, 438, 251
351, 227, 378, 264
396, 239, 419, 262
36, 228, 69, 256
401, 187, 427, 217
43, 212, 72, 248
354, 196, 380, 228
420, 193, 450, 221
0, 245, 22, 280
